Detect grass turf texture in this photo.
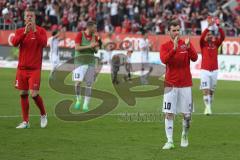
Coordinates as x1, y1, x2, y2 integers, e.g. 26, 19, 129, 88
0, 68, 240, 160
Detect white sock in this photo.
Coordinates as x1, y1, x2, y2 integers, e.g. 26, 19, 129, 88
165, 118, 173, 143
84, 86, 92, 106
210, 95, 214, 104
84, 96, 91, 106
76, 95, 81, 102
203, 95, 210, 108
207, 95, 211, 109
182, 118, 190, 135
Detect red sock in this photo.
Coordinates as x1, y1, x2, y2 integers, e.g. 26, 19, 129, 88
32, 95, 46, 115
20, 94, 29, 122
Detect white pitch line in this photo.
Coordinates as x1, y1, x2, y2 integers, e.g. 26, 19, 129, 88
1, 112, 240, 118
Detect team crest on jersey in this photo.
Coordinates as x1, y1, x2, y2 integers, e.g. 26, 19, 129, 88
179, 44, 188, 53
180, 44, 187, 49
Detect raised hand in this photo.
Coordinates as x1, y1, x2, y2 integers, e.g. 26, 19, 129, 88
185, 37, 190, 48
24, 22, 32, 34
90, 41, 99, 48
173, 36, 179, 51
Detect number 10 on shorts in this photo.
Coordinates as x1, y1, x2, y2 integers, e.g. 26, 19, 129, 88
164, 102, 171, 110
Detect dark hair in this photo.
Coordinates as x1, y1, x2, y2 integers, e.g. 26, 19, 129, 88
141, 30, 148, 36
52, 30, 58, 36
87, 21, 96, 27
141, 30, 146, 35
168, 19, 180, 31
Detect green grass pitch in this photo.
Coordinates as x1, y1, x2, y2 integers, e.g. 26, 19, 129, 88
0, 68, 240, 160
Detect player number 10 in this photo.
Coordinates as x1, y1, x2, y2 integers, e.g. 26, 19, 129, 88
164, 102, 171, 110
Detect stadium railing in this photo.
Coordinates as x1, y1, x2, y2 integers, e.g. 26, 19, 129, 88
0, 18, 17, 30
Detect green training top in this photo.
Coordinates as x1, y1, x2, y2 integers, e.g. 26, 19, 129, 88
74, 32, 96, 65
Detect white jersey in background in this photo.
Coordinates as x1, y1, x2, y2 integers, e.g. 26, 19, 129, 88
139, 38, 150, 63
49, 37, 60, 69
126, 54, 132, 63
102, 37, 114, 65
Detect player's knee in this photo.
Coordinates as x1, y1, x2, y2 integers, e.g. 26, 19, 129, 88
31, 95, 39, 99
210, 90, 214, 95
165, 113, 174, 120
86, 84, 92, 88
20, 94, 28, 98
20, 90, 28, 96
75, 82, 81, 87
183, 113, 191, 121
203, 89, 210, 95
30, 91, 39, 98
86, 83, 92, 88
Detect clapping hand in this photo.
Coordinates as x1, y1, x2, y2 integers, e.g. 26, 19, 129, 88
185, 37, 190, 48
173, 36, 179, 51
24, 22, 32, 34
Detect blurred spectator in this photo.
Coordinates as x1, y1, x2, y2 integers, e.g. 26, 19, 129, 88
0, 0, 97, 31
45, 0, 58, 25
96, 0, 239, 36
104, 18, 114, 33
122, 15, 131, 33
0, 0, 239, 36
110, 0, 119, 26
77, 14, 87, 31
1, 3, 13, 29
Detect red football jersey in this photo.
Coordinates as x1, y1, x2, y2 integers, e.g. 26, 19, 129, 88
200, 28, 225, 71
160, 39, 198, 87
11, 26, 47, 70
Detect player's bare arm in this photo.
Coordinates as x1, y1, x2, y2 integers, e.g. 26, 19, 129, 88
75, 41, 99, 51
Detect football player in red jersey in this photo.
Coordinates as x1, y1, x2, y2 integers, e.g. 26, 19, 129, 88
11, 7, 48, 129
160, 20, 198, 149
200, 17, 225, 115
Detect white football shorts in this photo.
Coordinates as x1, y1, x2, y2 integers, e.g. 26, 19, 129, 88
200, 69, 218, 91
72, 65, 95, 85
162, 87, 194, 114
